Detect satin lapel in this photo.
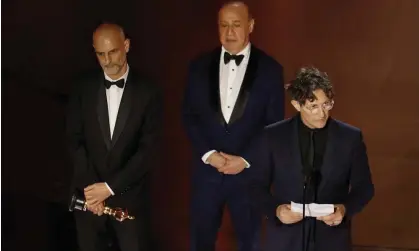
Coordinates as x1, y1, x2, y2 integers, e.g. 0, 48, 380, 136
96, 81, 112, 150
209, 47, 227, 126
228, 45, 259, 125
111, 73, 133, 147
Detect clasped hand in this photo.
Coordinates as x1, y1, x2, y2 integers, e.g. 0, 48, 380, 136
84, 182, 112, 215
207, 152, 246, 175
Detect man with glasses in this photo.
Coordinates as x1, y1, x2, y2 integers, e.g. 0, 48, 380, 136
249, 66, 374, 251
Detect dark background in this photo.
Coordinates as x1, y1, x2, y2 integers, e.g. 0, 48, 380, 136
2, 0, 419, 250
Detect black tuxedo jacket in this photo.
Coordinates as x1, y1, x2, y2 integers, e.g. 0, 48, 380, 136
66, 70, 162, 210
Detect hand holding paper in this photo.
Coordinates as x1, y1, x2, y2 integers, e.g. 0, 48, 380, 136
317, 204, 346, 226
276, 204, 303, 224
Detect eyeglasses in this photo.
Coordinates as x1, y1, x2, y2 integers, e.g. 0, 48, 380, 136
304, 100, 334, 114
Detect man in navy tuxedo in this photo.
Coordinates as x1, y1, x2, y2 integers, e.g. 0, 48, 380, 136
250, 66, 374, 251
182, 1, 285, 250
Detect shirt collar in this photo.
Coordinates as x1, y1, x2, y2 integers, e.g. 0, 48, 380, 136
297, 113, 330, 133
221, 42, 251, 59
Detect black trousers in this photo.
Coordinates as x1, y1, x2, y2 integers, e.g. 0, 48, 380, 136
74, 208, 151, 251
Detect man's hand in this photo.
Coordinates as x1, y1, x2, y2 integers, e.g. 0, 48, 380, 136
218, 152, 246, 175
207, 152, 227, 169
86, 202, 105, 216
317, 204, 346, 226
84, 183, 112, 207
276, 204, 304, 224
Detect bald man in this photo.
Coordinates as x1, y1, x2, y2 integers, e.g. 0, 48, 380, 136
182, 2, 285, 251
67, 23, 162, 251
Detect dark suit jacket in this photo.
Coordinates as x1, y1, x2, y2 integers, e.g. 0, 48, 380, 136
66, 70, 162, 211
250, 116, 374, 251
182, 45, 285, 184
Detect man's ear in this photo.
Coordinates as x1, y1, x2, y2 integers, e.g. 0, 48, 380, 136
249, 19, 255, 33
124, 39, 130, 53
291, 100, 301, 112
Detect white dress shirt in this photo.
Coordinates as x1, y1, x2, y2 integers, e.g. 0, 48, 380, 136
202, 44, 251, 167
103, 65, 130, 195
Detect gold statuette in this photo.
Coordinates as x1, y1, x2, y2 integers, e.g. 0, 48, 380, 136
69, 194, 135, 222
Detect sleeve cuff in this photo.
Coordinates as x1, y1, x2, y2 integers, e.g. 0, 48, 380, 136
202, 150, 217, 164
105, 182, 115, 196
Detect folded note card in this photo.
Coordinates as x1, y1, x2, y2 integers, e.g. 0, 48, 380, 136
291, 201, 334, 217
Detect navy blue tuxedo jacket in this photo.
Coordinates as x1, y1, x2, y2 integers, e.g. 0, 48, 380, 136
182, 45, 285, 184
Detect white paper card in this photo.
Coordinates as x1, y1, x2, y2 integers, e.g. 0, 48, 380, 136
291, 201, 334, 217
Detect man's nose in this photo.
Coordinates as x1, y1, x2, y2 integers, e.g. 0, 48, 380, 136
227, 26, 234, 36
104, 54, 111, 65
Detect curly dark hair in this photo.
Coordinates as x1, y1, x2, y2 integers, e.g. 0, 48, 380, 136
286, 66, 334, 104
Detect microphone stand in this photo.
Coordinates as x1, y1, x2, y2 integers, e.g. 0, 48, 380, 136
302, 175, 310, 251
303, 171, 320, 251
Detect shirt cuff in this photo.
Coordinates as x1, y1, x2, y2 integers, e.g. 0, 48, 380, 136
241, 157, 251, 168
105, 182, 115, 196
202, 150, 217, 164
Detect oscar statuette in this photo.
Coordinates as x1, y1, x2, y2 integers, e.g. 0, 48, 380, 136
68, 194, 135, 222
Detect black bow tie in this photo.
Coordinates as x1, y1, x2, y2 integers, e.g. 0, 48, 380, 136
224, 52, 244, 66
104, 79, 125, 89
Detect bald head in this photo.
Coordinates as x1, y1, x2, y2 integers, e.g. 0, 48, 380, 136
220, 1, 252, 21
93, 23, 126, 43
93, 23, 130, 79
218, 1, 254, 54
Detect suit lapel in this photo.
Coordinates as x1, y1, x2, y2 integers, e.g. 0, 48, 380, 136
111, 73, 133, 148
97, 81, 112, 150
228, 45, 259, 125
289, 117, 305, 185
318, 119, 338, 193
209, 47, 227, 126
